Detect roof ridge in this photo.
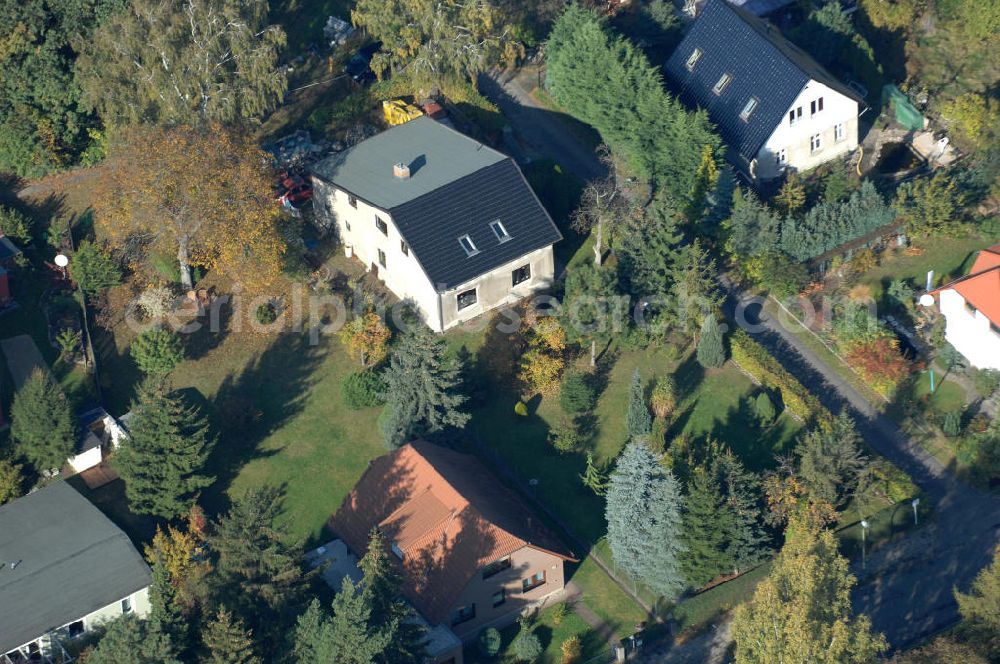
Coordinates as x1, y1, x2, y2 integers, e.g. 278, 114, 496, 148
0, 531, 135, 586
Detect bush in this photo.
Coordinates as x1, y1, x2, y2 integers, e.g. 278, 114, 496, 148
942, 411, 963, 438
548, 418, 580, 454
0, 205, 33, 244
550, 602, 568, 626
753, 392, 777, 425
511, 630, 542, 663
340, 371, 386, 410
561, 635, 583, 664
71, 240, 121, 296
650, 377, 677, 420
478, 627, 502, 658
560, 370, 595, 414
514, 401, 529, 417
971, 369, 1000, 399
938, 343, 966, 371
255, 302, 278, 325
130, 326, 184, 375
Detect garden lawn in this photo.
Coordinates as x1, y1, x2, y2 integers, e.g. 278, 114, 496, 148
463, 602, 607, 664
859, 236, 987, 302
673, 562, 772, 638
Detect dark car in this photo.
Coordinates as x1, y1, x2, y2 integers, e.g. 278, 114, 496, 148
345, 41, 382, 84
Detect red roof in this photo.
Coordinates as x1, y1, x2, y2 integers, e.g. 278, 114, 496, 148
329, 441, 576, 624
933, 244, 1000, 326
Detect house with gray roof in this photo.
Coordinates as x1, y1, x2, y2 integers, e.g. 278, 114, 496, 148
665, 0, 863, 180
311, 116, 561, 332
1, 482, 151, 663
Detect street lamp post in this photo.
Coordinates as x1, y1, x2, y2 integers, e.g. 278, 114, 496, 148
860, 519, 869, 569
911, 498, 920, 526
54, 253, 69, 281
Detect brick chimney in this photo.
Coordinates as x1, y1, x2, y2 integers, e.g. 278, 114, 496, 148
393, 162, 410, 179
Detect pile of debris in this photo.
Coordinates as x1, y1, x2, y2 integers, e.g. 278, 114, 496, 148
324, 16, 354, 48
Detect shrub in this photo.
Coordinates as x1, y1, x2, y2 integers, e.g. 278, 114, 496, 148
697, 315, 726, 369
0, 205, 33, 244
942, 411, 963, 438
548, 418, 580, 454
650, 377, 677, 419
560, 370, 596, 414
561, 635, 583, 664
844, 337, 911, 397
550, 602, 568, 626
0, 459, 25, 505
136, 286, 175, 321
70, 240, 121, 296
511, 630, 542, 663
938, 343, 966, 371
130, 326, 184, 375
753, 392, 777, 425
515, 401, 529, 417
255, 302, 278, 325
340, 371, 386, 410
478, 627, 502, 658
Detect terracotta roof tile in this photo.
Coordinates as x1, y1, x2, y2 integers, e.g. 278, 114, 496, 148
932, 244, 1000, 327
329, 441, 576, 625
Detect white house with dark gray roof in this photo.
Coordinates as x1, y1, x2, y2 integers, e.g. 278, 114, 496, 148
311, 116, 562, 332
665, 0, 863, 180
1, 482, 151, 663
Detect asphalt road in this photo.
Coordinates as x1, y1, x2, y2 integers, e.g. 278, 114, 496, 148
483, 68, 1000, 660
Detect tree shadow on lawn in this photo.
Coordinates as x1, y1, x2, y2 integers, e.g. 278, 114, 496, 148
200, 331, 326, 516
672, 352, 705, 404
709, 397, 799, 473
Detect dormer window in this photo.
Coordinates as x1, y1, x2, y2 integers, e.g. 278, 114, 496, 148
739, 97, 759, 122
490, 220, 511, 243
713, 73, 732, 95
685, 48, 702, 71
391, 542, 404, 559
459, 235, 479, 257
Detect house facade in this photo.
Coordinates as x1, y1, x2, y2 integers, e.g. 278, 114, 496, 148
1, 482, 152, 663
311, 116, 561, 332
930, 243, 1000, 370
665, 0, 862, 180
330, 441, 577, 650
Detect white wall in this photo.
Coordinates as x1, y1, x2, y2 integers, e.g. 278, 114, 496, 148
755, 80, 859, 180
940, 289, 1000, 370
66, 446, 102, 473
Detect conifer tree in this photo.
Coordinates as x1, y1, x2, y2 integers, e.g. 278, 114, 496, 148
113, 380, 214, 519
148, 556, 189, 654
379, 326, 469, 448
10, 368, 76, 472
714, 448, 771, 572
293, 582, 394, 664
697, 314, 726, 369
580, 452, 608, 496
796, 413, 868, 509
618, 194, 683, 302
681, 465, 735, 588
358, 529, 426, 663
562, 262, 621, 367
606, 441, 686, 598
625, 369, 652, 440
671, 240, 723, 332
86, 615, 181, 664
202, 606, 261, 664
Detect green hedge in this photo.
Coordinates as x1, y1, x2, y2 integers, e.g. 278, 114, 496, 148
730, 330, 832, 424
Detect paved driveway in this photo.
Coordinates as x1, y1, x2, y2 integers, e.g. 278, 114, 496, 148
1, 335, 50, 388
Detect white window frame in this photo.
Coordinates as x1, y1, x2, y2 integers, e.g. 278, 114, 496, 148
712, 73, 732, 95
775, 148, 787, 166
377, 248, 387, 268
375, 216, 388, 235
739, 97, 759, 122
458, 234, 479, 257
789, 106, 802, 126
456, 288, 478, 310
685, 48, 702, 71
512, 264, 531, 287
490, 220, 511, 243
834, 123, 845, 142
810, 133, 822, 153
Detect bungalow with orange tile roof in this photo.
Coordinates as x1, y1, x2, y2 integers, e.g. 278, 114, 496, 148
329, 441, 577, 651
929, 243, 1000, 370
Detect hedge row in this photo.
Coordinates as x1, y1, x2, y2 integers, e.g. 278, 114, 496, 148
730, 329, 832, 425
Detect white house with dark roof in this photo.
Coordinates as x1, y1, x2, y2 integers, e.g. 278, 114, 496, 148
665, 0, 863, 180
1, 482, 151, 663
310, 116, 562, 332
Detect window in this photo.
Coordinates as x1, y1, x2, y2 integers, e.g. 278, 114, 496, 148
457, 288, 477, 310
512, 264, 531, 287
834, 123, 845, 142
121, 597, 133, 614
482, 556, 512, 579
788, 106, 802, 125
712, 73, 732, 95
522, 571, 546, 592
345, 220, 351, 232
685, 48, 702, 71
375, 217, 388, 235
391, 542, 404, 559
377, 249, 387, 268
68, 621, 84, 638
775, 149, 787, 166
451, 604, 476, 626
810, 97, 824, 115
810, 134, 822, 153
400, 240, 409, 256
492, 589, 506, 607
458, 234, 479, 257
348, 194, 358, 208
490, 220, 511, 243
739, 97, 759, 122
965, 301, 978, 316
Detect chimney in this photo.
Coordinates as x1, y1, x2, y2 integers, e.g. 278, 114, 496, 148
393, 162, 410, 179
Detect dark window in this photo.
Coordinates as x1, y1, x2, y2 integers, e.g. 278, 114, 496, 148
512, 264, 531, 287
391, 542, 404, 559
68, 621, 84, 638
378, 249, 387, 268
400, 240, 409, 256
121, 597, 132, 614
348, 194, 358, 208
789, 106, 802, 125
492, 588, 506, 607
459, 234, 479, 256
451, 604, 476, 626
457, 288, 477, 310
482, 556, 512, 579
375, 217, 388, 235
811, 97, 824, 115
965, 301, 978, 316
345, 220, 351, 232
522, 571, 546, 593
490, 220, 511, 243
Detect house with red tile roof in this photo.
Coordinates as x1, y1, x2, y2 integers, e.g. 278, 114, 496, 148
329, 441, 577, 649
929, 243, 1000, 370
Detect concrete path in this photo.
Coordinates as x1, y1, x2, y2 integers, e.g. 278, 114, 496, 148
1, 335, 50, 388
642, 619, 732, 664
564, 581, 618, 648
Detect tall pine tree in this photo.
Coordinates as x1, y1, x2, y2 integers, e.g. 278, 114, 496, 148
10, 368, 76, 472
625, 369, 652, 440
697, 314, 726, 369
293, 582, 395, 664
379, 326, 469, 448
86, 615, 181, 664
671, 240, 723, 333
618, 192, 683, 301
202, 606, 261, 664
681, 465, 735, 588
714, 448, 771, 572
606, 441, 686, 598
796, 413, 869, 509
113, 379, 214, 519
148, 556, 189, 654
358, 529, 426, 663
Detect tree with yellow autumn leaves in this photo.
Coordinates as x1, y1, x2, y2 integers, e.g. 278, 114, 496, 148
94, 124, 287, 292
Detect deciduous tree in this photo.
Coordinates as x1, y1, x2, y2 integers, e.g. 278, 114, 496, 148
954, 545, 1000, 656
339, 310, 392, 367
10, 368, 76, 472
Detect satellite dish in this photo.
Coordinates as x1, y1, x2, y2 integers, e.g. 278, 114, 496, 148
54, 254, 69, 268
919, 294, 935, 307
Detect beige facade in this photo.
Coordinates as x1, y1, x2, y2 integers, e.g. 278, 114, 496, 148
314, 180, 556, 332
448, 546, 567, 640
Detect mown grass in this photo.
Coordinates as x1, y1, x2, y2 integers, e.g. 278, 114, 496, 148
463, 602, 608, 664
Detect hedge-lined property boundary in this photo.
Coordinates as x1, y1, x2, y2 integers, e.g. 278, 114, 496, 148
730, 329, 833, 425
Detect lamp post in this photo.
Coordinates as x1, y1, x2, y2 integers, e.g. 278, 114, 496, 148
911, 498, 920, 526
54, 253, 69, 281
860, 519, 869, 569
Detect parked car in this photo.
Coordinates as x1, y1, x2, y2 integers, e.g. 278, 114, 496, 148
346, 41, 382, 84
